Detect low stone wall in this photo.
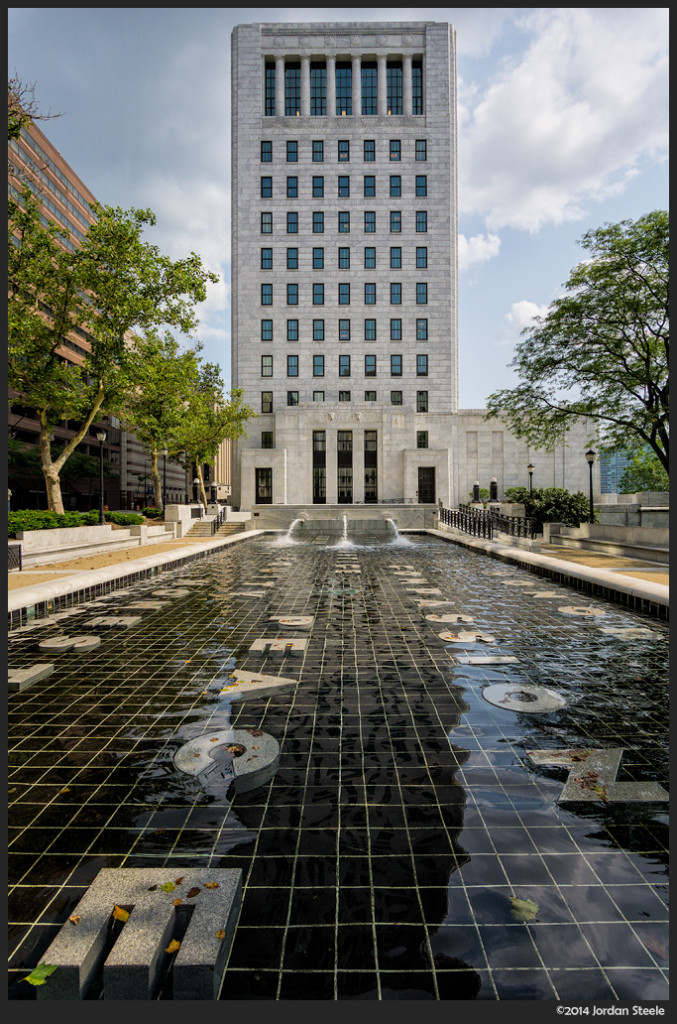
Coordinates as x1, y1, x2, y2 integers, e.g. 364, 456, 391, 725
13, 522, 178, 567
596, 505, 669, 529
248, 504, 437, 532
543, 522, 669, 563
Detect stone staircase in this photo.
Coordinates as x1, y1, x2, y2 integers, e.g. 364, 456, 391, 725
185, 518, 246, 539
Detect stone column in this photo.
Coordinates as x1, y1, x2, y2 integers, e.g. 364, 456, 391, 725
275, 58, 285, 116
326, 425, 338, 503
300, 56, 310, 116
403, 56, 413, 115
377, 56, 387, 116
326, 56, 336, 117
352, 55, 361, 116
352, 428, 365, 503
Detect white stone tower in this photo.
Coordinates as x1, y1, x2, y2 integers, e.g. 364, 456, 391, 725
231, 22, 458, 508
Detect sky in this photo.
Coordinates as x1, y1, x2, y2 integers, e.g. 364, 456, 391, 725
8, 7, 669, 409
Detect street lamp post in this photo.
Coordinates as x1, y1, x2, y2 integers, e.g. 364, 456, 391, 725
160, 448, 168, 514
585, 449, 596, 523
96, 430, 107, 524
527, 463, 534, 495
193, 477, 200, 504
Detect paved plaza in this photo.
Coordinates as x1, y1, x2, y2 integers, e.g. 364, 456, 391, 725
7, 530, 669, 1000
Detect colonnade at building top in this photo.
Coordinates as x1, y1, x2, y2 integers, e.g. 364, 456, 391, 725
264, 55, 425, 118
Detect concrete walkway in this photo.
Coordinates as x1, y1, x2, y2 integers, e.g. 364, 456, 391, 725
8, 517, 668, 622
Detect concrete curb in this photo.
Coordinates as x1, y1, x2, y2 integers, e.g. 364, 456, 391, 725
426, 527, 669, 615
7, 530, 266, 618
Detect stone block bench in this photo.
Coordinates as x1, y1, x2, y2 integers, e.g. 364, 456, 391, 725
12, 523, 178, 568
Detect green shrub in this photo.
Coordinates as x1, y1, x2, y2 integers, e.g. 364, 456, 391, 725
503, 487, 596, 529
7, 508, 146, 537
105, 511, 144, 526
8, 509, 93, 537
141, 506, 163, 519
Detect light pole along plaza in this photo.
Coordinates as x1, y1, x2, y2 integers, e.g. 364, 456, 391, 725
585, 448, 596, 523
527, 463, 534, 495
160, 448, 168, 515
96, 430, 106, 524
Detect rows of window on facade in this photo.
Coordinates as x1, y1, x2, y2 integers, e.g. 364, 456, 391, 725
261, 173, 428, 198
258, 389, 430, 412
260, 353, 430, 376
258, 317, 431, 342
260, 139, 428, 163
260, 210, 429, 234
263, 56, 424, 117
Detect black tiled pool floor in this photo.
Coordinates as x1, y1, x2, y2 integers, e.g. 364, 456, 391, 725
7, 534, 669, 1000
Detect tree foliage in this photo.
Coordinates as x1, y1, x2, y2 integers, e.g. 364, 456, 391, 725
8, 185, 218, 512
8, 74, 61, 142
486, 212, 669, 476
503, 486, 596, 528
616, 448, 669, 494
174, 363, 255, 509
121, 331, 202, 510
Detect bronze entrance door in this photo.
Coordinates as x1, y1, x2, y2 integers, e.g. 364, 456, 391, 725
417, 467, 435, 503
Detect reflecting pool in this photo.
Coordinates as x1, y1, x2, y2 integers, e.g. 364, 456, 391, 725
8, 533, 669, 1000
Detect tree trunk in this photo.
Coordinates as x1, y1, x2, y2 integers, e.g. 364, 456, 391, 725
38, 425, 65, 513
195, 463, 208, 510
38, 384, 106, 513
151, 449, 162, 511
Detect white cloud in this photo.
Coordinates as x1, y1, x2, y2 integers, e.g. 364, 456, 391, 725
497, 299, 549, 347
460, 8, 669, 232
458, 232, 501, 271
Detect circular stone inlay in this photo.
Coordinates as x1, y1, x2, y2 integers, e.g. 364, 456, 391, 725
559, 606, 605, 616
483, 683, 567, 713
439, 630, 495, 644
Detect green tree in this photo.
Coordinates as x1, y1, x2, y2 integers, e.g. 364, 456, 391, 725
486, 212, 669, 476
503, 486, 596, 528
8, 188, 218, 513
616, 448, 669, 494
175, 363, 255, 509
8, 74, 60, 142
121, 331, 202, 511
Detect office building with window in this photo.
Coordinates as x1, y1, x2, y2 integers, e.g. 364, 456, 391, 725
8, 118, 191, 510
231, 21, 595, 508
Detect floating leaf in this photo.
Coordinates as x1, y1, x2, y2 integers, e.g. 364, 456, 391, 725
112, 905, 130, 923
204, 882, 220, 890
510, 897, 539, 923
160, 882, 176, 893
68, 915, 81, 925
174, 877, 184, 885
173, 898, 183, 906
210, 737, 219, 742
216, 930, 226, 940
147, 884, 158, 892
23, 962, 58, 987
186, 887, 201, 899
165, 939, 181, 954
58, 788, 70, 795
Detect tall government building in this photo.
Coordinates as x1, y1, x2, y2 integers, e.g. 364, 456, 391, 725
230, 21, 595, 509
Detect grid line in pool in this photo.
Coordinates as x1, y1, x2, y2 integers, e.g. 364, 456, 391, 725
7, 535, 669, 1001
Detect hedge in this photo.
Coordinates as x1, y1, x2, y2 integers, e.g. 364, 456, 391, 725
8, 509, 145, 538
